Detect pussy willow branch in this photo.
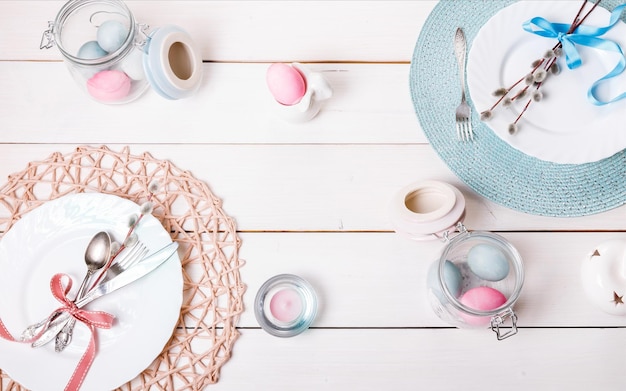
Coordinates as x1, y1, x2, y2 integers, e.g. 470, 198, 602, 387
88, 190, 157, 289
482, 0, 601, 129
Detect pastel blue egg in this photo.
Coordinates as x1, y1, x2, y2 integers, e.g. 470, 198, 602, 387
467, 243, 510, 281
97, 20, 129, 53
428, 260, 462, 301
77, 41, 107, 59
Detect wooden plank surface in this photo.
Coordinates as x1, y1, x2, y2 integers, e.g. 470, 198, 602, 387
0, 62, 425, 144
0, 1, 437, 62
209, 328, 626, 391
0, 1, 625, 390
238, 231, 626, 328
0, 144, 622, 232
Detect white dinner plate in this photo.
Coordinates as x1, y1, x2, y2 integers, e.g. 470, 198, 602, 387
467, 0, 626, 164
0, 193, 182, 391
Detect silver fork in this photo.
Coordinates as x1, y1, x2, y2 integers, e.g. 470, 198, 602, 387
100, 242, 149, 284
454, 27, 473, 142
53, 242, 148, 352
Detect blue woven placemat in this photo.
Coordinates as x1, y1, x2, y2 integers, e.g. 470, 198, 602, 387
410, 0, 626, 217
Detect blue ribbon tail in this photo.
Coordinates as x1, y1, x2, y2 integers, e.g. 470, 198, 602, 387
522, 3, 626, 106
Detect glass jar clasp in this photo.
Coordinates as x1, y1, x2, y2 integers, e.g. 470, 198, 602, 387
490, 307, 518, 340
40, 21, 55, 50
440, 221, 468, 242
134, 23, 150, 50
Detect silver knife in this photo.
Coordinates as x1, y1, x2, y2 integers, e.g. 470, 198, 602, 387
31, 241, 178, 348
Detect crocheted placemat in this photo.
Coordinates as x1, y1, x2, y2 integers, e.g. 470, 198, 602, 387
410, 0, 626, 217
0, 145, 245, 390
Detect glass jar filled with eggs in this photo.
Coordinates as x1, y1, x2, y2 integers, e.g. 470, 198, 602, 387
389, 180, 524, 340
427, 225, 524, 340
41, 0, 202, 104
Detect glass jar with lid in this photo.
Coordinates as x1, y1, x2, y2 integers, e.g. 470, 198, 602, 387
427, 225, 524, 340
390, 180, 524, 340
41, 0, 202, 104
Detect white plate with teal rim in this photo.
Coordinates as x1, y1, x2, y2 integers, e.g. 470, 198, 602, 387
410, 0, 626, 216
468, 0, 626, 164
0, 193, 182, 391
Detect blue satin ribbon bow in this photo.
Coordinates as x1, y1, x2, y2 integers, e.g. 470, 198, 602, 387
522, 3, 626, 106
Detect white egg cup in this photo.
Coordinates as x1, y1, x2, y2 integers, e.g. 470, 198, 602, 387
270, 62, 333, 123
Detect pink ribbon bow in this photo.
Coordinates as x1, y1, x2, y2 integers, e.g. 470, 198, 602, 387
0, 273, 115, 391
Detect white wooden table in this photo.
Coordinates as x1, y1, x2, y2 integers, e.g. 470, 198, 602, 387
1, 1, 626, 390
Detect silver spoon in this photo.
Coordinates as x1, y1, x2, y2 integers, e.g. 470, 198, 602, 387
54, 231, 111, 352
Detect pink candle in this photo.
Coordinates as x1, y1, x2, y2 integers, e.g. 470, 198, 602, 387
269, 288, 303, 323
255, 274, 317, 337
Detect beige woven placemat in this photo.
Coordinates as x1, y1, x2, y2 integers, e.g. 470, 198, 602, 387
0, 145, 246, 390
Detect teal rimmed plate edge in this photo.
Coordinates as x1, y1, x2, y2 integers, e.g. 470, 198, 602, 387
409, 0, 626, 217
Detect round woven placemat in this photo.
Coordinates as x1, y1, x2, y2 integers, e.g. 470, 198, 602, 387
0, 145, 245, 390
410, 0, 626, 217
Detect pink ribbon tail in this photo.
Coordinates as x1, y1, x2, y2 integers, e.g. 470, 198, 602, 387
0, 318, 17, 341
50, 273, 115, 391
0, 273, 114, 391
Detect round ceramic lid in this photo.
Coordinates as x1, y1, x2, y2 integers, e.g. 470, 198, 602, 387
581, 239, 626, 315
389, 180, 466, 241
143, 25, 203, 100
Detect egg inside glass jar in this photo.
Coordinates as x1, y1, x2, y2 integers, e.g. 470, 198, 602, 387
87, 70, 131, 102
467, 243, 510, 281
459, 286, 507, 326
77, 41, 107, 59
428, 259, 462, 302
97, 20, 130, 53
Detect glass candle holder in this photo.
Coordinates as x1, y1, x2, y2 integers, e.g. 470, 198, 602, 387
254, 274, 318, 337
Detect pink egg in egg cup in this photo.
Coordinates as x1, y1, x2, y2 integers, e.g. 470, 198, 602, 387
267, 63, 307, 105
266, 62, 333, 122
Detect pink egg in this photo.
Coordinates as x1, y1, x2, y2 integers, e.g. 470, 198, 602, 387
459, 286, 507, 326
86, 70, 131, 102
266, 63, 306, 105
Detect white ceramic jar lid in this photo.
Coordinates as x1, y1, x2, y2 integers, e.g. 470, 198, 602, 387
142, 25, 202, 100
581, 238, 626, 315
389, 180, 466, 241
